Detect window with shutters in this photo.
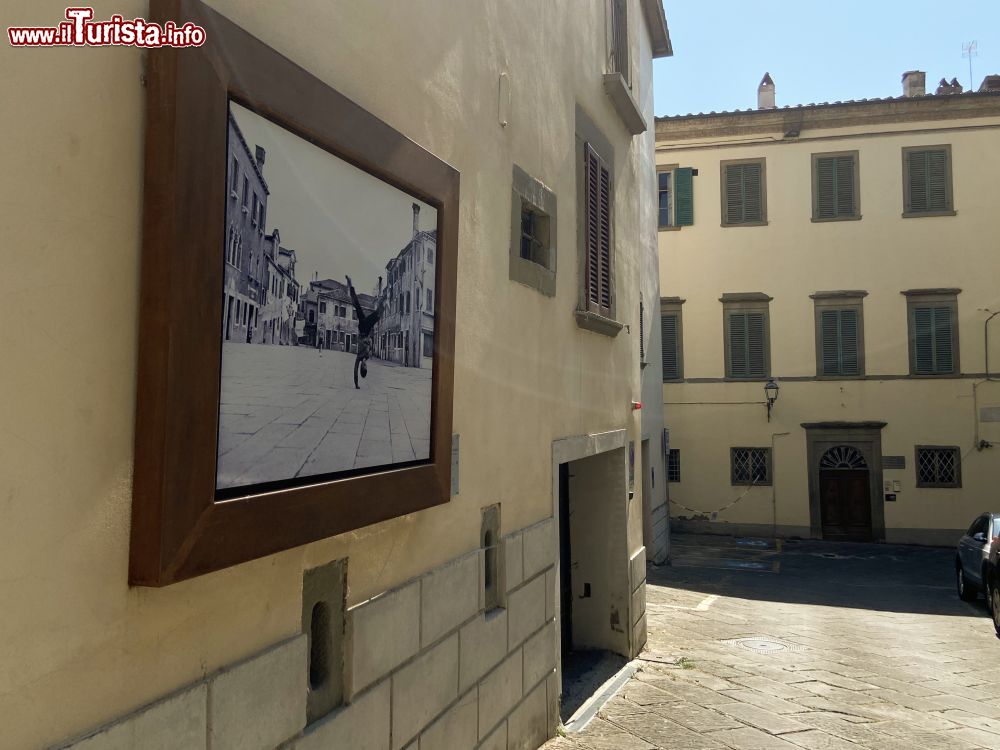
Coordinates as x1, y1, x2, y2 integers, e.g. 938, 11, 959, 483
903, 289, 960, 376
609, 0, 630, 87
639, 294, 645, 363
720, 158, 767, 227
658, 166, 695, 229
915, 446, 961, 488
660, 297, 684, 381
721, 293, 771, 379
585, 144, 612, 316
731, 447, 772, 486
812, 292, 866, 378
667, 449, 681, 482
812, 151, 860, 221
509, 164, 557, 296
902, 145, 955, 217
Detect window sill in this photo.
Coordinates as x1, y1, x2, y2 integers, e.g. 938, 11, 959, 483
908, 372, 960, 378
509, 255, 556, 297
602, 72, 646, 136
902, 210, 957, 218
815, 374, 865, 380
811, 215, 862, 223
721, 221, 768, 228
575, 309, 623, 337
658, 225, 683, 232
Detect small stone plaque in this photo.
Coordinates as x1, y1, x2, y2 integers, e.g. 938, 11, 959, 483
882, 455, 905, 470
451, 434, 460, 496
981, 407, 1000, 423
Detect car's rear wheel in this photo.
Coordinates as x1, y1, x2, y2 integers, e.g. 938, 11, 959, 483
958, 562, 978, 601
992, 585, 1000, 636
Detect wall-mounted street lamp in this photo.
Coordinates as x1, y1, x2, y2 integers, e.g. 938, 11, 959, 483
764, 379, 780, 422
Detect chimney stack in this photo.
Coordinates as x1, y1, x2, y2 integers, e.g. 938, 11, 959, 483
980, 75, 1000, 92
412, 203, 420, 239
757, 73, 775, 110
936, 77, 964, 95
254, 145, 266, 169
902, 70, 926, 97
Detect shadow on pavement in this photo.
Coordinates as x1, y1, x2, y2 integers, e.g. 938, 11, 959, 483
651, 533, 987, 618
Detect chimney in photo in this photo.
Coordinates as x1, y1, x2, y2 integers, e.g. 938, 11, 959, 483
254, 145, 266, 169
758, 73, 775, 109
412, 202, 420, 239
902, 70, 926, 97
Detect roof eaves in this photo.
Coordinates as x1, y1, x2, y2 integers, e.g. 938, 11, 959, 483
640, 0, 672, 58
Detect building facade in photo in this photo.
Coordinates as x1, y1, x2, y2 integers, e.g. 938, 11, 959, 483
223, 110, 270, 345
374, 203, 437, 369
656, 72, 1000, 546
1, 1, 671, 749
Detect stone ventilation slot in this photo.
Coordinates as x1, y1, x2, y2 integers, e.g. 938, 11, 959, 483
482, 504, 501, 610
309, 601, 331, 690
301, 558, 346, 724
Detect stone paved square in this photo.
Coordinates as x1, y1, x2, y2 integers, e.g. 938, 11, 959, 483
546, 535, 1000, 750
216, 342, 431, 489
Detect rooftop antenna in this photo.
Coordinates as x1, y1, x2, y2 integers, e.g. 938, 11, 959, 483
962, 40, 978, 90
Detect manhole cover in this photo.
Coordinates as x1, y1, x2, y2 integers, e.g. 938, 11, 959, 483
722, 635, 802, 654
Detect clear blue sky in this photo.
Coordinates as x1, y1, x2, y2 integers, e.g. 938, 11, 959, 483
653, 1, 1000, 117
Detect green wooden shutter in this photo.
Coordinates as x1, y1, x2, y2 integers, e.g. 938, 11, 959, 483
584, 144, 611, 313
674, 167, 694, 226
933, 306, 953, 373
661, 314, 678, 380
725, 166, 743, 224
913, 307, 934, 373
926, 150, 948, 211
598, 164, 612, 310
729, 313, 748, 377
816, 156, 855, 219
839, 308, 860, 375
639, 297, 645, 361
816, 158, 836, 219
746, 312, 766, 376
908, 149, 949, 212
820, 310, 841, 374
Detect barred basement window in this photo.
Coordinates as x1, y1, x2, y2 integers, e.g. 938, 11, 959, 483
731, 447, 771, 486
915, 446, 961, 488
721, 158, 766, 226
812, 151, 859, 221
667, 449, 681, 482
903, 145, 954, 217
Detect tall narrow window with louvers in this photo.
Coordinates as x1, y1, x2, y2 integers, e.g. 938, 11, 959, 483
914, 306, 954, 374
661, 313, 680, 380
674, 167, 694, 226
725, 162, 763, 224
728, 312, 767, 378
907, 149, 949, 213
585, 144, 612, 317
815, 155, 856, 219
820, 309, 860, 375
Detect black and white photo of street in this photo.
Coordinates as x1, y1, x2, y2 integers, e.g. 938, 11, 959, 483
216, 102, 437, 492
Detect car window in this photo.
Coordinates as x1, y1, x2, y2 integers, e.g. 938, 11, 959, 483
969, 517, 986, 535
972, 516, 989, 536
992, 517, 1000, 538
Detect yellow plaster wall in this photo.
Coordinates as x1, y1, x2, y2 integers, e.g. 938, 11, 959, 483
0, 0, 657, 746
657, 115, 1000, 535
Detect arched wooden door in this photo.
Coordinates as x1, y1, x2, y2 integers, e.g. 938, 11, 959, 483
818, 445, 872, 541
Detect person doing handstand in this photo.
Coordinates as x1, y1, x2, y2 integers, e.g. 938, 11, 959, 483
345, 275, 383, 390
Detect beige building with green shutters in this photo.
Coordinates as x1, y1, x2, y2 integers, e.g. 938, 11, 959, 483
655, 71, 1000, 546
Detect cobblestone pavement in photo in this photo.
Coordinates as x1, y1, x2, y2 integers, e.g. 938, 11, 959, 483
216, 343, 431, 488
545, 534, 1000, 750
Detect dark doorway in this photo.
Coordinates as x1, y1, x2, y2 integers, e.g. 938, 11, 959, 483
558, 462, 572, 655
818, 444, 872, 541
820, 469, 872, 541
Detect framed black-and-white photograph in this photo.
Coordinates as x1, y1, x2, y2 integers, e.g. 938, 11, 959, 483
130, 0, 458, 585
217, 102, 438, 497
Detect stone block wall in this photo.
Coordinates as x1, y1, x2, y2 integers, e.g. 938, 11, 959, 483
56, 518, 559, 750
